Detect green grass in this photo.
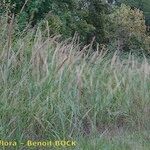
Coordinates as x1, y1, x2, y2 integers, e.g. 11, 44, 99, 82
0, 17, 150, 150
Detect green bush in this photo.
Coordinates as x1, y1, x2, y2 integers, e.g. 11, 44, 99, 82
1, 0, 108, 45
106, 4, 150, 53
117, 0, 150, 27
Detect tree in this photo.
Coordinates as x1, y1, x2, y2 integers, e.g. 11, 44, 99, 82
107, 4, 149, 51
116, 0, 150, 27
86, 0, 108, 44
1, 0, 109, 45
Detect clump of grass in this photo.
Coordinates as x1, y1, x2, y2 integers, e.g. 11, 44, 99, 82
0, 16, 150, 149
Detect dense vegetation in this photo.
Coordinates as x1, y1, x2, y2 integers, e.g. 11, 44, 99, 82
0, 0, 150, 150
1, 0, 108, 44
117, 0, 150, 26
1, 0, 150, 55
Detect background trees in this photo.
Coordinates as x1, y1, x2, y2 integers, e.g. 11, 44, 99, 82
1, 0, 108, 44
117, 0, 150, 27
107, 4, 149, 52
0, 0, 150, 51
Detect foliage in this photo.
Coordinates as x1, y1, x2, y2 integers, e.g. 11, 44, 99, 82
116, 0, 150, 26
0, 0, 108, 44
107, 4, 150, 52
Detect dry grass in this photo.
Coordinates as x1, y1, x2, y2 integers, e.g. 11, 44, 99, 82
0, 16, 150, 150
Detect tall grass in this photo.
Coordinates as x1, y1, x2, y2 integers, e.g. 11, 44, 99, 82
0, 15, 150, 149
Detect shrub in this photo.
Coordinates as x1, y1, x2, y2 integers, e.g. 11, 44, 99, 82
107, 4, 150, 52
1, 0, 108, 45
